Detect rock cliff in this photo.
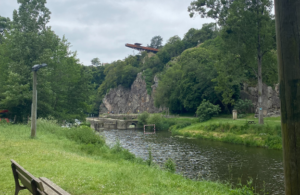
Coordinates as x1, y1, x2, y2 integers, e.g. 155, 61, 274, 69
240, 83, 281, 117
99, 72, 163, 114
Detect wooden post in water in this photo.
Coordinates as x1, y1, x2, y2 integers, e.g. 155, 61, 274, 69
275, 0, 300, 194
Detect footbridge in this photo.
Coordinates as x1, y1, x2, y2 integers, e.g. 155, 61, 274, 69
86, 114, 139, 131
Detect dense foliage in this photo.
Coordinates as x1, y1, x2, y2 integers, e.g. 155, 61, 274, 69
0, 0, 280, 120
148, 35, 163, 49
154, 0, 277, 115
196, 99, 221, 122
0, 0, 93, 122
97, 22, 219, 100
234, 99, 253, 115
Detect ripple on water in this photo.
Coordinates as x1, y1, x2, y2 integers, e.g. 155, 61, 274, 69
101, 129, 284, 195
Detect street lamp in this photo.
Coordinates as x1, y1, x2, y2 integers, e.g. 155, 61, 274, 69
31, 63, 47, 138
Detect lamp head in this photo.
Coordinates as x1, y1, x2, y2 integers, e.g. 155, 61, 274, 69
32, 63, 47, 71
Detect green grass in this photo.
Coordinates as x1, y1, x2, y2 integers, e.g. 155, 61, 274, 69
0, 119, 252, 195
170, 115, 282, 150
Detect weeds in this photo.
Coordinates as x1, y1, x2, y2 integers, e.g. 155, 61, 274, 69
230, 178, 255, 195
164, 158, 176, 173
147, 148, 153, 166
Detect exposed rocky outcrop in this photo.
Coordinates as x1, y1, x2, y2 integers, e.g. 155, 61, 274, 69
99, 72, 164, 114
240, 83, 281, 117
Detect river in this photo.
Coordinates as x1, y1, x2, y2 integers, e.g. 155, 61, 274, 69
101, 129, 284, 194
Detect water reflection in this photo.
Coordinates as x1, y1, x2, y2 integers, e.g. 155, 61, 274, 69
101, 129, 284, 194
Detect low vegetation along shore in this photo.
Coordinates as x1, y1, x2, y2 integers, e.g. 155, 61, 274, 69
169, 115, 282, 150
0, 119, 253, 194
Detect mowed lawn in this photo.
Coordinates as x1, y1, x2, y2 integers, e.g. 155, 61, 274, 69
0, 121, 247, 195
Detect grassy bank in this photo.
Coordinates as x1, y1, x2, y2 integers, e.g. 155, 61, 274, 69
170, 115, 282, 150
0, 119, 252, 194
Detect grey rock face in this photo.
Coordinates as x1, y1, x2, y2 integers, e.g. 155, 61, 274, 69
99, 72, 164, 114
240, 83, 280, 117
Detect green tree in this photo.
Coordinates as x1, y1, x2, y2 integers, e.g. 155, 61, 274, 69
196, 99, 221, 122
0, 0, 92, 122
154, 63, 183, 113
0, 16, 11, 43
91, 57, 101, 66
98, 56, 141, 99
155, 45, 222, 114
149, 35, 163, 49
13, 0, 51, 32
183, 23, 218, 48
188, 0, 275, 124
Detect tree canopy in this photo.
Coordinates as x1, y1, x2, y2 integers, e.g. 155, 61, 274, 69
149, 35, 163, 49
0, 0, 93, 122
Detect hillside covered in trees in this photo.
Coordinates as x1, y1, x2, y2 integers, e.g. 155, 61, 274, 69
0, 0, 279, 120
94, 0, 278, 115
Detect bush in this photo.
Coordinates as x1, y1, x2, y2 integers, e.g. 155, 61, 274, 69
65, 126, 105, 145
138, 111, 150, 127
164, 158, 176, 173
196, 99, 221, 122
112, 140, 137, 161
147, 114, 168, 131
112, 139, 123, 153
237, 114, 246, 118
234, 99, 253, 114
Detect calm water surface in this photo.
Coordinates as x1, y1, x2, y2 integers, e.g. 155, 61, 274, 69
101, 129, 284, 194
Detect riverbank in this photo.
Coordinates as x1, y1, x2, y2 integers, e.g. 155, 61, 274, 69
0, 120, 252, 194
170, 115, 282, 149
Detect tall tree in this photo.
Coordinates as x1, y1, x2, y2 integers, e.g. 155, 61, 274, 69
91, 57, 101, 66
13, 0, 51, 32
0, 0, 92, 122
183, 23, 218, 48
0, 16, 11, 43
188, 0, 275, 124
275, 0, 300, 193
149, 35, 163, 49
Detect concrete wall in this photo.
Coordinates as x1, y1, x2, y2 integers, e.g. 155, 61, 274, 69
86, 117, 138, 131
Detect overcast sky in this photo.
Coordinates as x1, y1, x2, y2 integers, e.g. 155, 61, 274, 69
1, 0, 213, 65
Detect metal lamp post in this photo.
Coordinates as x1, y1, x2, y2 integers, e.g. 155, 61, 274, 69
31, 64, 47, 138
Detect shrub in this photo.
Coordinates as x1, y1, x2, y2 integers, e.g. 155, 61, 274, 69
234, 99, 253, 114
196, 99, 221, 122
147, 114, 167, 131
111, 140, 137, 161
112, 139, 123, 153
66, 126, 105, 145
137, 111, 150, 127
265, 136, 282, 149
164, 158, 176, 173
230, 178, 255, 195
237, 114, 246, 118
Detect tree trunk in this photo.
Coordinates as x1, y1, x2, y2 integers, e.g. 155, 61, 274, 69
257, 41, 264, 124
275, 0, 300, 194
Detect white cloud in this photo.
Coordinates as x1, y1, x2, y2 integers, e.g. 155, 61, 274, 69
0, 0, 213, 65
